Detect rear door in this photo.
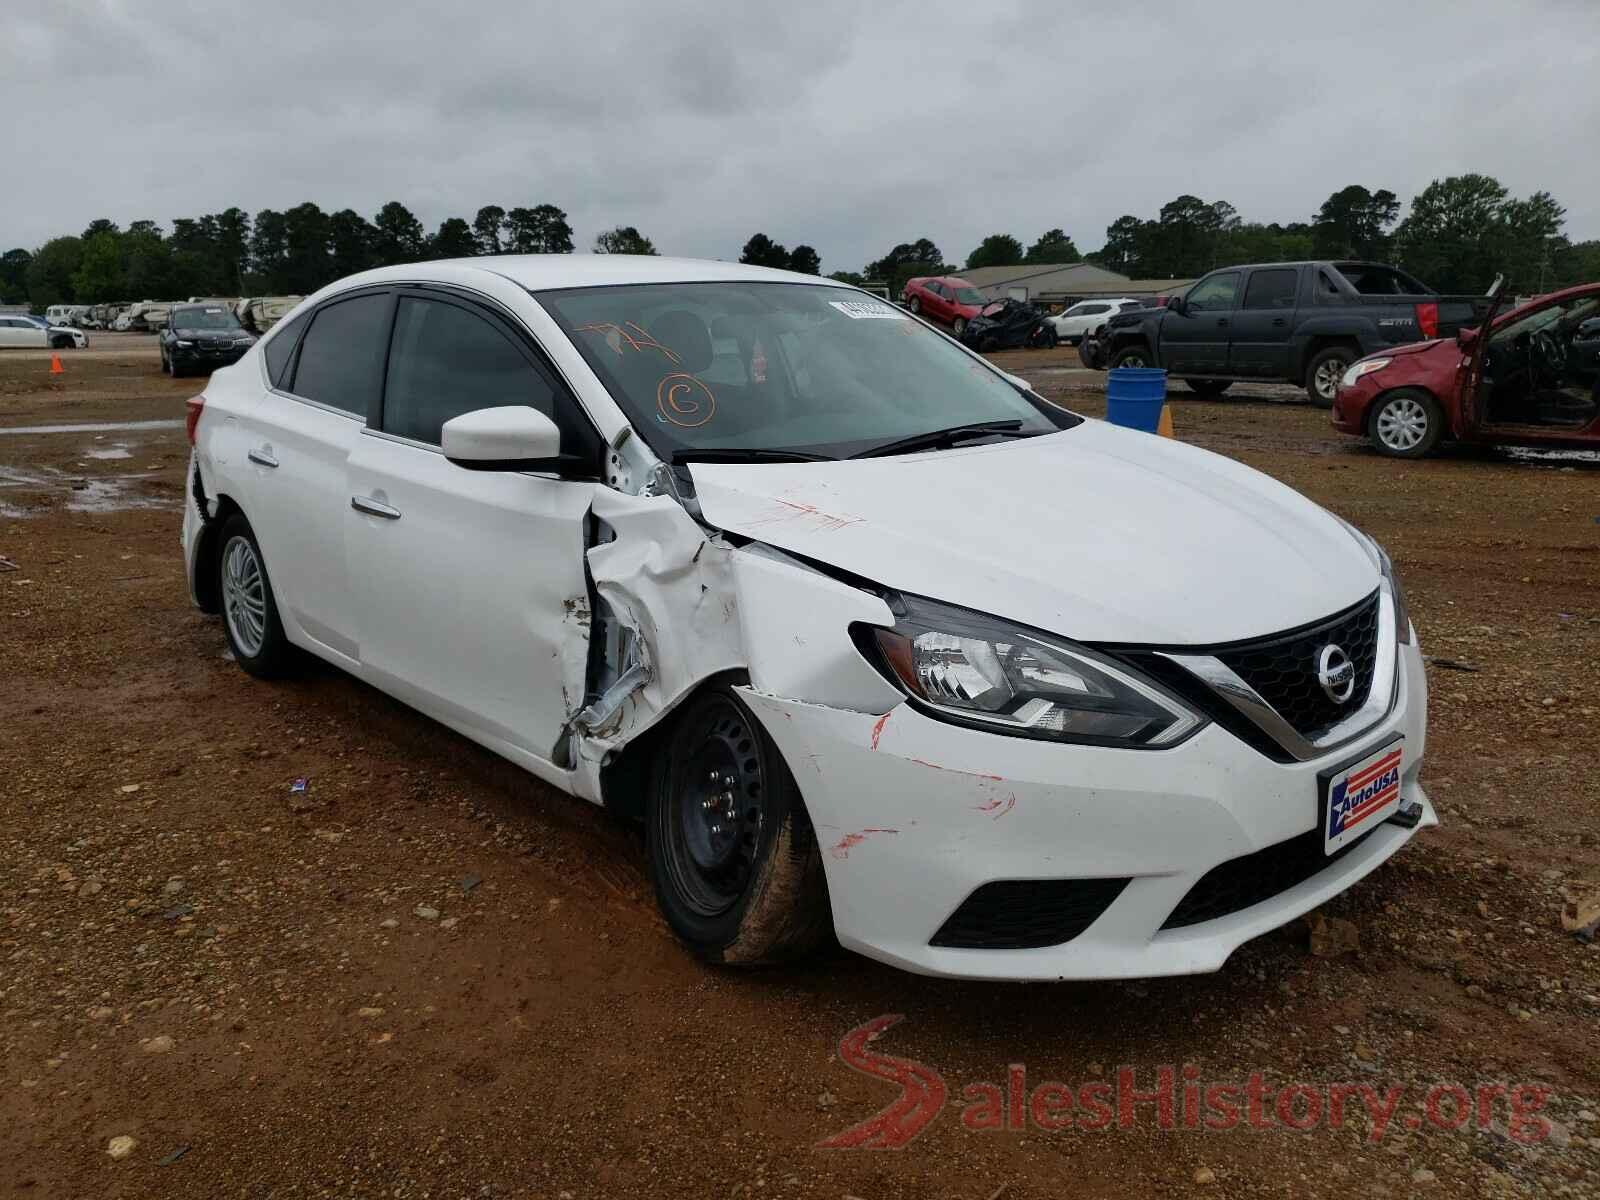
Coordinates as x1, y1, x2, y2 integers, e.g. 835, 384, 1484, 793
0, 318, 42, 347
344, 289, 600, 765
1162, 270, 1239, 374
237, 292, 391, 665
1227, 266, 1300, 377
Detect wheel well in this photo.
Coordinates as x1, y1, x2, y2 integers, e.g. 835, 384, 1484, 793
191, 489, 244, 614
597, 670, 753, 823
1300, 336, 1360, 378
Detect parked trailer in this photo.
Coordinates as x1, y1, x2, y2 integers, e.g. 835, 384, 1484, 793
235, 296, 303, 334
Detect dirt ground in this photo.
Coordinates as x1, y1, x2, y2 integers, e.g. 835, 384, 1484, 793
2, 339, 1597, 1199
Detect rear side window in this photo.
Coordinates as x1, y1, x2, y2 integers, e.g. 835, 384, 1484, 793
289, 293, 392, 417
263, 311, 308, 389
1242, 269, 1298, 309
382, 296, 557, 445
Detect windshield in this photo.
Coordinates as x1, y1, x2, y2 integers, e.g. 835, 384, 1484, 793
952, 287, 985, 305
173, 306, 241, 331
537, 282, 1071, 458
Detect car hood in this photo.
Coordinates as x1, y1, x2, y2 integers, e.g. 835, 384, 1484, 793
1365, 338, 1448, 363
689, 421, 1377, 646
174, 328, 247, 338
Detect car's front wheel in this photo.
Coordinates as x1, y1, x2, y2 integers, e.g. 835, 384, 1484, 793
1110, 344, 1153, 369
218, 514, 295, 677
647, 687, 830, 965
1369, 389, 1443, 459
51, 334, 73, 350
1184, 378, 1231, 397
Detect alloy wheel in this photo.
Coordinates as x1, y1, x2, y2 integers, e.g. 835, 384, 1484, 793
1375, 396, 1430, 453
222, 535, 268, 658
1314, 358, 1346, 402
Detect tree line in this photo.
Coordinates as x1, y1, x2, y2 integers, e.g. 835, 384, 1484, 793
4, 175, 1596, 309
1, 202, 663, 308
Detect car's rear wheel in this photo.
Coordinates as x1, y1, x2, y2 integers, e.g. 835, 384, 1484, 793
1305, 345, 1356, 408
952, 316, 967, 336
1184, 378, 1231, 397
218, 514, 294, 678
907, 296, 921, 315
647, 687, 830, 965
1110, 344, 1153, 369
1369, 389, 1443, 459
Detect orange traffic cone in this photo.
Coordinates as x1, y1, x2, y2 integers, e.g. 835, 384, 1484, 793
1157, 403, 1174, 438
49, 354, 64, 376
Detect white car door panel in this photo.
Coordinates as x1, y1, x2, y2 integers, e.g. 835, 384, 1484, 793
345, 434, 596, 762
344, 290, 600, 766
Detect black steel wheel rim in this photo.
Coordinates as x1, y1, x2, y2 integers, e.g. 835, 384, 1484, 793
662, 698, 767, 917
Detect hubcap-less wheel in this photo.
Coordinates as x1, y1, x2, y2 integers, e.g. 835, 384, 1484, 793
1314, 357, 1347, 402
222, 535, 268, 657
1118, 351, 1147, 368
662, 697, 766, 918
953, 317, 966, 336
1375, 395, 1430, 453
908, 297, 921, 315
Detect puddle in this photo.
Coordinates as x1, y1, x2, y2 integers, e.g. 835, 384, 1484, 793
0, 419, 184, 436
84, 444, 133, 460
0, 462, 176, 516
1503, 446, 1600, 466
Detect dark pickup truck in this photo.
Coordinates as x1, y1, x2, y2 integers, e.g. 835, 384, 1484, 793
1093, 261, 1492, 405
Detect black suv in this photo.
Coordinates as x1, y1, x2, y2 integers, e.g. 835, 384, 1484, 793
160, 304, 256, 378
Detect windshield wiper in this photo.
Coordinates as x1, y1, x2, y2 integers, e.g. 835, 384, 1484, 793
671, 447, 836, 465
848, 419, 1029, 460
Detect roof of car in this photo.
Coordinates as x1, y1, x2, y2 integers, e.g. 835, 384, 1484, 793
350, 254, 848, 292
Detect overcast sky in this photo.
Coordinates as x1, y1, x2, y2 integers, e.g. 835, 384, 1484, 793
5, 0, 1597, 272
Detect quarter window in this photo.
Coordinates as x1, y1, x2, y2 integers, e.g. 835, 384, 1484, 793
1185, 272, 1240, 312
289, 293, 392, 417
263, 310, 308, 390
382, 296, 557, 445
1242, 269, 1298, 310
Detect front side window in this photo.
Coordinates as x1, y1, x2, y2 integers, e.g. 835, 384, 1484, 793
952, 287, 985, 305
538, 282, 1071, 460
382, 296, 559, 445
1185, 272, 1240, 312
1242, 269, 1298, 310
289, 292, 392, 417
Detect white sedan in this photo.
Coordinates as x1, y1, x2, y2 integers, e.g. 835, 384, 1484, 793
0, 314, 88, 349
183, 256, 1433, 981
1049, 297, 1144, 343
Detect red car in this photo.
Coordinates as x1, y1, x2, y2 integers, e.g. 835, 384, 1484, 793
902, 275, 987, 336
1333, 281, 1600, 458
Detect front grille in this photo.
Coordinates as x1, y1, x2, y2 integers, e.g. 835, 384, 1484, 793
1215, 592, 1380, 738
931, 878, 1129, 950
1161, 826, 1373, 929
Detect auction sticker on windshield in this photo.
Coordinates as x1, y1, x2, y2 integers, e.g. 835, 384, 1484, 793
1322, 739, 1403, 854
829, 300, 906, 320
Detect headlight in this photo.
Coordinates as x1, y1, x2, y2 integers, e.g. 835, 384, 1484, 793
1340, 357, 1391, 387
1334, 518, 1412, 644
862, 595, 1205, 748
176, 340, 194, 347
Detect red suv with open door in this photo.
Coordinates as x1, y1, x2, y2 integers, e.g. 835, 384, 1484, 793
901, 276, 987, 337
1332, 281, 1600, 458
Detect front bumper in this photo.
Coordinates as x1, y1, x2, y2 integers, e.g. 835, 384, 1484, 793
738, 639, 1431, 981
1331, 376, 1381, 434
171, 342, 251, 369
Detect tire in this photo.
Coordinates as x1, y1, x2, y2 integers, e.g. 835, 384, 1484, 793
1110, 344, 1154, 370
952, 316, 966, 336
1305, 345, 1356, 408
51, 334, 72, 350
217, 514, 295, 678
647, 686, 831, 966
1368, 389, 1443, 459
907, 296, 921, 316
1184, 378, 1232, 398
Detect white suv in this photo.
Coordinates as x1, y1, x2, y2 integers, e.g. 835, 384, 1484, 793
0, 314, 88, 349
183, 255, 1432, 981
1049, 297, 1144, 343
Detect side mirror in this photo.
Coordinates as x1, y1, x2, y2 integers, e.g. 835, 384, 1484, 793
442, 405, 564, 471
1486, 273, 1506, 300
1166, 296, 1187, 315
1456, 326, 1479, 348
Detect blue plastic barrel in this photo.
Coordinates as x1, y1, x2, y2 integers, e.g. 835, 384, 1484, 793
1105, 367, 1168, 433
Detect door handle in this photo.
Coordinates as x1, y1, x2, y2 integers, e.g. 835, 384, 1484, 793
1271, 317, 1287, 327
247, 448, 279, 468
1216, 318, 1229, 327
351, 495, 401, 520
